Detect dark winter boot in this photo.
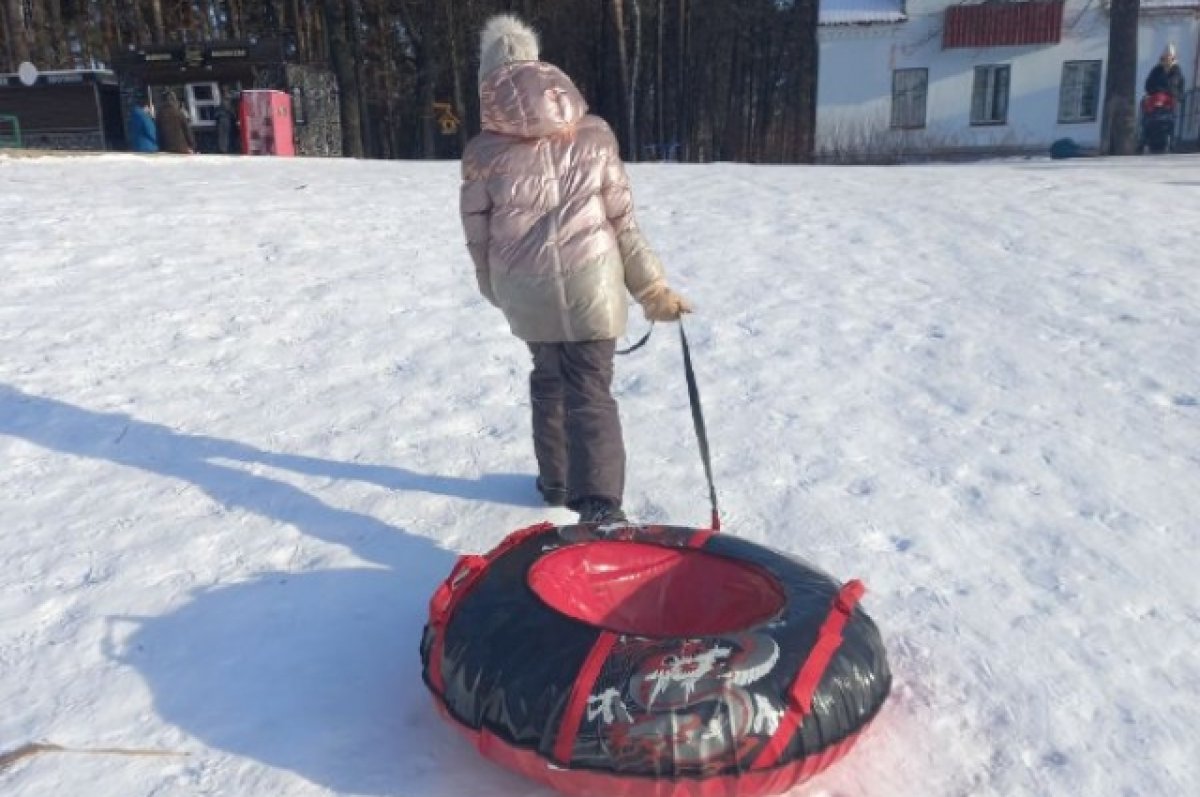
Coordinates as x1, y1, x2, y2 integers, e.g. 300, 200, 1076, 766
575, 497, 628, 524
536, 476, 568, 507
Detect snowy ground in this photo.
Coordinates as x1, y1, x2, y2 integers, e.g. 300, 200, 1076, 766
1, 151, 1198, 797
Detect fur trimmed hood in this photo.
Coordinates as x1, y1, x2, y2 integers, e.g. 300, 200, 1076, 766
479, 15, 540, 82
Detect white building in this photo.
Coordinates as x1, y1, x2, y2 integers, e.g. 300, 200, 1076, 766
817, 0, 1200, 159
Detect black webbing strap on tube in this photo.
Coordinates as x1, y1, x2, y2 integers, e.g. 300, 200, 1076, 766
679, 320, 721, 531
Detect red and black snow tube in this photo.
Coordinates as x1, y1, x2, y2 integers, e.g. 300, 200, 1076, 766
420, 522, 890, 797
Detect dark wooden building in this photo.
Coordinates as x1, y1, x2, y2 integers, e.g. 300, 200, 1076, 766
0, 70, 126, 150
111, 38, 340, 156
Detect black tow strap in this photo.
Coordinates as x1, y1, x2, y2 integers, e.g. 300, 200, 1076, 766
615, 318, 722, 531
679, 321, 721, 531
615, 323, 655, 355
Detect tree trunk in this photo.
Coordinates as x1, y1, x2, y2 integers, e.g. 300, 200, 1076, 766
676, 0, 687, 159
754, 13, 776, 161
347, 0, 373, 156
149, 0, 166, 43
231, 0, 247, 38
444, 0, 469, 152
418, 49, 437, 159
656, 0, 664, 157
323, 0, 365, 157
394, 1, 437, 158
793, 0, 820, 163
3, 0, 30, 68
42, 0, 65, 66
722, 24, 742, 160
1102, 0, 1140, 155
628, 0, 641, 159
610, 0, 629, 157
289, 0, 306, 59
1, 5, 12, 71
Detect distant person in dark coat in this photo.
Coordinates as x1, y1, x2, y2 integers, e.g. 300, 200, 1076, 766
128, 96, 158, 153
213, 91, 241, 154
156, 91, 195, 154
1144, 44, 1186, 105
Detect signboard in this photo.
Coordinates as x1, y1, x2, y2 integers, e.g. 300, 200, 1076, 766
18, 62, 38, 86
118, 41, 284, 69
433, 102, 460, 135
0, 70, 113, 89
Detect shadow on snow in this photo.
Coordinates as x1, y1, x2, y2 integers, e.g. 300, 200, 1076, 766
0, 383, 547, 795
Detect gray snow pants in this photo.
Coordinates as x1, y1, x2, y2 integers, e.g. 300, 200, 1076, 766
527, 340, 625, 509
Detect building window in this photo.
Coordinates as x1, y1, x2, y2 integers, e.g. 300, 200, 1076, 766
1058, 60, 1102, 123
185, 82, 220, 128
891, 68, 929, 129
971, 65, 1010, 126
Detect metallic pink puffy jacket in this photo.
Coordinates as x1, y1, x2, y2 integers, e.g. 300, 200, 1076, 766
460, 61, 665, 342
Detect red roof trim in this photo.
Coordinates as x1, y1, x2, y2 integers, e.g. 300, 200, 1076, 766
943, 1, 1066, 49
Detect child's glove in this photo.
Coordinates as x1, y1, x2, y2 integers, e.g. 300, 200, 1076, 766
639, 282, 693, 322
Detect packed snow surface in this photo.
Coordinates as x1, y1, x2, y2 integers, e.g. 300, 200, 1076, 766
2, 152, 1198, 796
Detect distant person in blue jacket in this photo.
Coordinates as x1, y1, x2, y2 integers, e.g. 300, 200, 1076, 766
128, 96, 158, 153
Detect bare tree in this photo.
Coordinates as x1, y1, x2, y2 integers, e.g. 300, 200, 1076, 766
628, 0, 641, 159
323, 0, 365, 156
443, 0, 469, 152
150, 0, 167, 42
655, 0, 664, 156
676, 0, 687, 159
1101, 0, 1140, 155
791, 0, 819, 163
395, 0, 439, 159
3, 0, 31, 68
609, 0, 629, 157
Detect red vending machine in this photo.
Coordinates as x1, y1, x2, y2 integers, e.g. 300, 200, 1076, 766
239, 90, 295, 156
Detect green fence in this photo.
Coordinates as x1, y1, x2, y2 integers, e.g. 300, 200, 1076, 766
0, 115, 22, 148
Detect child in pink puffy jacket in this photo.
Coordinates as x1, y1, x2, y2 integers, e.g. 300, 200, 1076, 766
460, 15, 691, 523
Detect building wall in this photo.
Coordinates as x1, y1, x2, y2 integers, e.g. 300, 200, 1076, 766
112, 42, 341, 157
285, 64, 341, 158
0, 79, 115, 150
816, 3, 1200, 159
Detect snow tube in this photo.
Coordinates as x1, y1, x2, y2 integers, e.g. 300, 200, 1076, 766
420, 521, 890, 797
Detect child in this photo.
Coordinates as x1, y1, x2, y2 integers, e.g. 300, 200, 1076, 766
460, 15, 691, 523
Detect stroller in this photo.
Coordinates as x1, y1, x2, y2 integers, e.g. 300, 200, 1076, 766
1139, 91, 1177, 154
